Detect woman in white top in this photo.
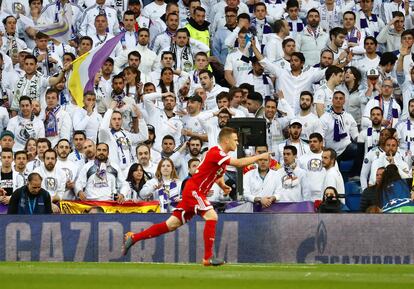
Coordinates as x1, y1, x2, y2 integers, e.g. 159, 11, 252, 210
140, 158, 182, 213
123, 66, 142, 102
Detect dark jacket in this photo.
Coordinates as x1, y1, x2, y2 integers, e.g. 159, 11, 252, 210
7, 185, 52, 214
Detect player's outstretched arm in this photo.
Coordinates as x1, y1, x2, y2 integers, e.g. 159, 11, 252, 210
229, 153, 271, 168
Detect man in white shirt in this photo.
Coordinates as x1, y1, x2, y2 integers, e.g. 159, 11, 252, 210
41, 88, 72, 147
181, 95, 208, 143
136, 143, 157, 178
79, 0, 120, 36
263, 98, 291, 154
351, 36, 380, 82
321, 148, 345, 203
7, 96, 44, 152
396, 99, 414, 162
151, 12, 179, 55
11, 55, 69, 114
358, 106, 383, 155
76, 143, 130, 201
296, 8, 330, 66
276, 119, 310, 164
356, 0, 385, 38
342, 11, 366, 60
325, 27, 346, 61
377, 12, 410, 52
56, 139, 79, 200
273, 38, 296, 72
1, 16, 27, 58
224, 27, 253, 87
263, 19, 290, 63
33, 149, 67, 212
273, 145, 306, 202
362, 78, 401, 129
251, 40, 326, 113
199, 69, 228, 111
297, 91, 323, 140
72, 91, 102, 142
320, 90, 360, 176
142, 91, 183, 150
68, 131, 86, 164
298, 132, 326, 202
369, 136, 411, 186
98, 101, 148, 174
314, 65, 344, 117
115, 28, 157, 75
143, 0, 167, 21
89, 14, 122, 58
360, 128, 395, 190
243, 145, 278, 207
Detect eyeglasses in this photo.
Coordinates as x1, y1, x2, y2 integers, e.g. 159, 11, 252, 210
382, 84, 393, 88
225, 15, 237, 18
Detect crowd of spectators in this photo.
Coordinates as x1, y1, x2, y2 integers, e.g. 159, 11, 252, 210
1, 0, 414, 214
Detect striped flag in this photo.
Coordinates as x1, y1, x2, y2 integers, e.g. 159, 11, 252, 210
68, 32, 125, 107
18, 4, 72, 43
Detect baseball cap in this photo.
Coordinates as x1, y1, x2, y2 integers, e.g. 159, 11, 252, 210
289, 119, 302, 127
366, 68, 379, 77
0, 130, 14, 140
19, 48, 32, 55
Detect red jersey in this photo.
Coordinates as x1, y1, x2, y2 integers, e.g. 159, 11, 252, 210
185, 146, 231, 196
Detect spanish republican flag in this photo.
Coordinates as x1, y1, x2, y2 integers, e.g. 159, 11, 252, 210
59, 200, 160, 214
68, 32, 125, 107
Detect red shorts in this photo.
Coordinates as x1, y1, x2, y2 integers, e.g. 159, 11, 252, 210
172, 188, 213, 224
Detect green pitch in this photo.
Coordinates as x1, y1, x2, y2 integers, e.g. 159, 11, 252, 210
0, 262, 413, 289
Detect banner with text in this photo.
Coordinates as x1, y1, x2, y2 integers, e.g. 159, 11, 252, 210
0, 214, 413, 264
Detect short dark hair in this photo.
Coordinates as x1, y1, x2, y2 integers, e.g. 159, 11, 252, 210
162, 135, 175, 144
272, 19, 287, 34
286, 0, 299, 9
343, 11, 356, 20
309, 132, 323, 142
325, 65, 343, 80
370, 106, 383, 115
364, 36, 378, 46
379, 52, 398, 66
300, 91, 314, 103
264, 98, 277, 107
188, 157, 200, 168
79, 36, 93, 46
14, 150, 28, 159
216, 91, 231, 103
97, 142, 109, 150
323, 148, 337, 160
247, 91, 263, 105
1, 147, 13, 155
284, 145, 297, 156
329, 27, 347, 40
282, 38, 295, 48
237, 13, 250, 22
128, 50, 141, 60
37, 138, 52, 149
199, 69, 213, 79
44, 148, 57, 159
307, 8, 319, 17
291, 52, 305, 63
19, 95, 32, 105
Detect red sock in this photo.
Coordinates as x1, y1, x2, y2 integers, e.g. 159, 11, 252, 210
132, 222, 170, 243
203, 220, 217, 260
